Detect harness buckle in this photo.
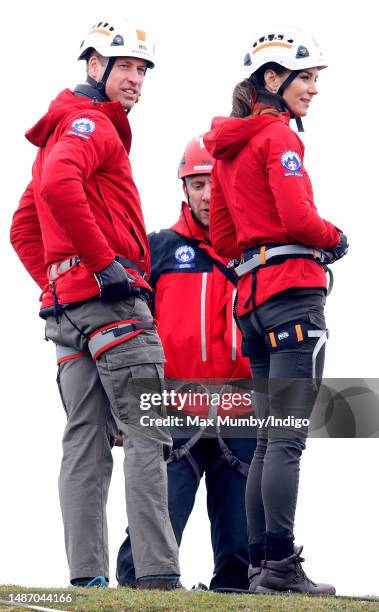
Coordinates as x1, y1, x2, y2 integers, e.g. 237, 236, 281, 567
171, 445, 188, 462
229, 456, 241, 468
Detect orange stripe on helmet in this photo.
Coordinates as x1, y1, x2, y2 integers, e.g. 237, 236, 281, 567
253, 41, 292, 54
90, 28, 111, 36
260, 246, 266, 265
136, 29, 146, 41
295, 324, 304, 342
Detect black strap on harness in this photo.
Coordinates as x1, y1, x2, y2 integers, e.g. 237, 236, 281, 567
195, 241, 240, 306
168, 435, 204, 486
216, 434, 249, 477
168, 417, 250, 478
207, 255, 238, 287
192, 242, 238, 286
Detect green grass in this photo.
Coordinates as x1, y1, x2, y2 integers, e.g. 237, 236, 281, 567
1, 585, 378, 612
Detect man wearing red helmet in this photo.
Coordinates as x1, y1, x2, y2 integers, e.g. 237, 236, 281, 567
116, 136, 257, 592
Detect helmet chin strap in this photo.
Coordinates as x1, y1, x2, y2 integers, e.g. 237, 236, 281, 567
254, 88, 288, 113
86, 56, 117, 102
185, 197, 209, 230
277, 70, 304, 132
249, 72, 304, 132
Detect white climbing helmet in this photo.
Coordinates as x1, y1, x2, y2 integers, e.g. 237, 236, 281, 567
78, 18, 155, 68
243, 25, 327, 76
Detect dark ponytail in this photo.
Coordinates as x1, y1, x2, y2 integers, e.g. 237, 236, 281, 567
230, 62, 289, 118
230, 79, 254, 118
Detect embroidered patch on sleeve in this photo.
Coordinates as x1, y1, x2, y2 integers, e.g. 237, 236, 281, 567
67, 117, 96, 140
280, 150, 303, 176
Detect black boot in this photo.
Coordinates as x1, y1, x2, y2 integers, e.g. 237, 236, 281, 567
256, 545, 336, 596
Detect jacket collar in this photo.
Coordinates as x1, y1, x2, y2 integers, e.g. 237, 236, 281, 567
25, 88, 132, 153
171, 202, 209, 242
73, 82, 109, 103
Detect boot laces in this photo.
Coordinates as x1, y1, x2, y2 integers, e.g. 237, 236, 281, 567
294, 556, 317, 586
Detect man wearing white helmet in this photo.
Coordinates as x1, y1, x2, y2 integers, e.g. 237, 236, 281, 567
76, 19, 155, 108
204, 25, 348, 595
10, 18, 181, 589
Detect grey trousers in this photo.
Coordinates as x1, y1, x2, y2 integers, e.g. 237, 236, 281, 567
45, 296, 180, 581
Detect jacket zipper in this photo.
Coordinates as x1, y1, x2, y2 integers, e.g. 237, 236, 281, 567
201, 272, 208, 361
231, 288, 237, 361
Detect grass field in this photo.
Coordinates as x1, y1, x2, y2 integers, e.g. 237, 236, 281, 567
1, 585, 379, 612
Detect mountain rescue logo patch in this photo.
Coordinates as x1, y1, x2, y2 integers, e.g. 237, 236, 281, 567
175, 245, 196, 269
68, 117, 96, 139
280, 150, 303, 176
72, 117, 96, 134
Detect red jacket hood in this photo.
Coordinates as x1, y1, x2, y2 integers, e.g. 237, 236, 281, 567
171, 202, 209, 242
25, 88, 132, 152
204, 112, 290, 160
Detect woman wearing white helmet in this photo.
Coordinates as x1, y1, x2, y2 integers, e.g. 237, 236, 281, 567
204, 25, 348, 595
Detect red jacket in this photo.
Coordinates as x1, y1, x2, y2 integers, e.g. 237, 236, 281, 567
10, 89, 151, 309
149, 204, 251, 416
204, 113, 340, 316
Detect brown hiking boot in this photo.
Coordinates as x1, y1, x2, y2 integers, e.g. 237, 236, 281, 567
248, 564, 262, 593
137, 578, 185, 590
256, 545, 336, 596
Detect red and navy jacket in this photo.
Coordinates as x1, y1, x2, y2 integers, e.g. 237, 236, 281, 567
149, 203, 251, 416
10, 89, 151, 309
204, 113, 340, 317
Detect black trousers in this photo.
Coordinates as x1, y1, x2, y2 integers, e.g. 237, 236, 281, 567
237, 289, 327, 548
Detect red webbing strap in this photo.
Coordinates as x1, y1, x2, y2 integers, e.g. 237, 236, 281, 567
56, 345, 88, 365
88, 319, 157, 360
